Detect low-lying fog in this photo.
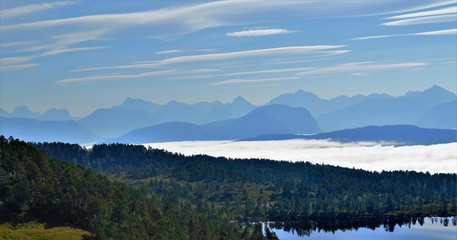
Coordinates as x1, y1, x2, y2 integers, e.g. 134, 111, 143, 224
143, 140, 457, 174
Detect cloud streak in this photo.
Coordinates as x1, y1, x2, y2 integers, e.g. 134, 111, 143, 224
386, 6, 457, 19
57, 68, 219, 83
143, 140, 457, 174
227, 28, 293, 37
352, 28, 457, 40
297, 62, 427, 76
209, 77, 300, 86
75, 45, 348, 72
383, 14, 457, 26
0, 1, 79, 19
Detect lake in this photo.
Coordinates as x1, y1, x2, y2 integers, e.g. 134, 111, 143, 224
261, 217, 457, 239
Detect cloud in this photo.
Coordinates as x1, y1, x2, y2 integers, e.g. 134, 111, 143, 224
209, 77, 300, 86
223, 67, 312, 76
227, 28, 293, 37
0, 1, 79, 19
416, 28, 457, 35
296, 62, 427, 76
386, 6, 457, 19
383, 14, 456, 26
143, 140, 457, 174
0, 63, 39, 72
155, 50, 183, 55
57, 68, 219, 83
352, 28, 457, 40
1, 0, 451, 73
75, 45, 348, 72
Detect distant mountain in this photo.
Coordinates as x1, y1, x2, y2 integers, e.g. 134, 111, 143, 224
316, 86, 456, 131
0, 116, 100, 144
108, 104, 320, 143
114, 97, 161, 113
268, 90, 391, 116
78, 108, 157, 138
42, 108, 74, 121
10, 106, 42, 119
204, 104, 320, 139
79, 96, 256, 138
243, 125, 457, 146
417, 99, 457, 129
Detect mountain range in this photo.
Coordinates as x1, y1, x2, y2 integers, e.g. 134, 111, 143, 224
106, 104, 320, 143
1, 85, 455, 144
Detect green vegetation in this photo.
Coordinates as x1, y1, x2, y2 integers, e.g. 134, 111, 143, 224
0, 222, 89, 240
1, 137, 270, 239
34, 142, 457, 220
2, 137, 456, 239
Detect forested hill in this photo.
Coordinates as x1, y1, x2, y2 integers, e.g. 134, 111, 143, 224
1, 136, 269, 240
33, 141, 457, 220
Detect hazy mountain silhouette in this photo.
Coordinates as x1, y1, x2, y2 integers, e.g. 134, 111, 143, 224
268, 90, 391, 116
114, 97, 162, 113
417, 99, 457, 129
79, 96, 255, 138
42, 108, 75, 121
2, 85, 456, 142
316, 86, 456, 131
108, 104, 320, 143
78, 108, 157, 138
243, 125, 457, 146
10, 106, 42, 119
0, 116, 100, 144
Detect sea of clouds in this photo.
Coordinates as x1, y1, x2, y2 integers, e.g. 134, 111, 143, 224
144, 140, 457, 174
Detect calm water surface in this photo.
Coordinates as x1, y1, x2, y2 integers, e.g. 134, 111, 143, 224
265, 217, 457, 240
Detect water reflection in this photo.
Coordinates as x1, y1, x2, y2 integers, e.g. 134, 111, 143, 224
251, 216, 457, 239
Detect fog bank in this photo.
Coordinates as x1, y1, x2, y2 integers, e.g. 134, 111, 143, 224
144, 140, 457, 174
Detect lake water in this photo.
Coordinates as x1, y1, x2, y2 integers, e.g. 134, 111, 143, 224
264, 217, 457, 240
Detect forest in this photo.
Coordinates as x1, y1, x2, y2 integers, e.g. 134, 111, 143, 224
1, 137, 456, 239
32, 141, 457, 220
0, 136, 277, 239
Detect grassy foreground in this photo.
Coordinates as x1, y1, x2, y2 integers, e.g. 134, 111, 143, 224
0, 223, 90, 240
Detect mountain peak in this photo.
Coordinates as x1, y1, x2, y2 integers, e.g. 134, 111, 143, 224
423, 85, 454, 95
232, 96, 250, 105
11, 106, 41, 119
117, 97, 160, 112
42, 108, 73, 121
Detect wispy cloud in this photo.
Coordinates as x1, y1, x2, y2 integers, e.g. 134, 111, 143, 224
209, 77, 300, 86
352, 28, 457, 40
227, 28, 294, 37
383, 14, 456, 26
57, 68, 220, 84
386, 6, 457, 19
0, 63, 39, 72
155, 50, 183, 55
74, 45, 348, 72
0, 1, 79, 19
223, 67, 312, 76
416, 28, 457, 35
297, 62, 427, 76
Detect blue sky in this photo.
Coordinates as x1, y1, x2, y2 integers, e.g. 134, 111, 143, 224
0, 0, 456, 116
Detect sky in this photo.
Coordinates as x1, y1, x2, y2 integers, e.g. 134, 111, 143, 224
144, 140, 457, 174
0, 0, 456, 116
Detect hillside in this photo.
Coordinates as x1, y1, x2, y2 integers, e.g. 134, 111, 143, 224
0, 137, 250, 240
34, 141, 457, 221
